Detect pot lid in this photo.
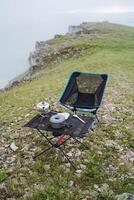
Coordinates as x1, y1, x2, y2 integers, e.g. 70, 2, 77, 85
59, 112, 70, 120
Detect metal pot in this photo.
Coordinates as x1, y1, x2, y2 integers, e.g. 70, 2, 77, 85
36, 101, 49, 112
49, 114, 66, 129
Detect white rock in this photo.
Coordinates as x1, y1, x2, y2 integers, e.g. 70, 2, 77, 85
66, 152, 73, 157
105, 140, 117, 147
44, 165, 50, 170
5, 144, 10, 148
97, 150, 103, 155
115, 130, 123, 138
76, 169, 82, 174
10, 142, 18, 151
17, 116, 22, 121
130, 158, 134, 163
0, 183, 8, 193
69, 180, 74, 187
116, 193, 134, 200
80, 164, 86, 170
65, 163, 71, 168
75, 150, 82, 157
94, 184, 99, 189
123, 150, 134, 164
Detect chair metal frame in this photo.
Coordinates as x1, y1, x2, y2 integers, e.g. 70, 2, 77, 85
59, 71, 108, 121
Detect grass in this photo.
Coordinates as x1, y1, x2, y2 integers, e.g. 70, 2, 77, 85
0, 22, 134, 200
0, 169, 6, 182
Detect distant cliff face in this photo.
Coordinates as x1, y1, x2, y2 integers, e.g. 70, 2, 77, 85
68, 25, 83, 34
28, 21, 132, 71
28, 41, 85, 71
28, 22, 104, 70
28, 36, 86, 71
68, 21, 111, 35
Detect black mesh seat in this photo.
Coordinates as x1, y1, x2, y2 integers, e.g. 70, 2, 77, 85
59, 71, 108, 114
73, 93, 95, 108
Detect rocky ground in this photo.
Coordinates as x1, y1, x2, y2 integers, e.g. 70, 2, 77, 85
0, 22, 134, 200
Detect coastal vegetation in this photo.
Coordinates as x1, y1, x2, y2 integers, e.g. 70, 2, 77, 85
0, 22, 134, 200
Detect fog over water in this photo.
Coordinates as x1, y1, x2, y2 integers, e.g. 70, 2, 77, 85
0, 10, 134, 89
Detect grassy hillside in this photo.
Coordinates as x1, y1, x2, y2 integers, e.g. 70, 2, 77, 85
0, 22, 134, 200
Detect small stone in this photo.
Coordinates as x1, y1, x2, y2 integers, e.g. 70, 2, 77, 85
17, 116, 23, 121
94, 184, 99, 189
130, 158, 134, 163
116, 193, 134, 200
80, 164, 86, 170
5, 144, 10, 148
20, 177, 27, 184
44, 165, 50, 170
10, 142, 18, 151
10, 131, 20, 139
60, 189, 64, 194
75, 150, 81, 157
65, 163, 71, 168
115, 130, 123, 138
6, 156, 16, 164
25, 113, 30, 117
76, 169, 82, 174
97, 150, 102, 155
26, 132, 33, 136
105, 140, 117, 147
0, 157, 4, 165
0, 183, 8, 193
123, 150, 134, 164
69, 180, 74, 187
7, 198, 16, 200
66, 152, 73, 157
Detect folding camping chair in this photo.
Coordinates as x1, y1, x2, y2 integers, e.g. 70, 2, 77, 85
59, 71, 108, 121
25, 71, 108, 170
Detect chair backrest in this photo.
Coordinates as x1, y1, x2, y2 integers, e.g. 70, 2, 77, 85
59, 72, 108, 112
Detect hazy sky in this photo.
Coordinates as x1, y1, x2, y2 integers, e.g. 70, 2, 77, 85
0, 0, 134, 88
1, 1, 134, 37
1, 1, 134, 41
1, 0, 134, 15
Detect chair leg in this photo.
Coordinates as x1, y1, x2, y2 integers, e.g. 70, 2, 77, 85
95, 114, 99, 122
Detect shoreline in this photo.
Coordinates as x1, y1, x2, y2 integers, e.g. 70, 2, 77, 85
0, 69, 31, 91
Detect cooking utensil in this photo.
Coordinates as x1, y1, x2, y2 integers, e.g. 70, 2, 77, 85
73, 114, 85, 124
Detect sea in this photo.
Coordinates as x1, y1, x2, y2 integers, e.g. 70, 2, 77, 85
0, 12, 134, 89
